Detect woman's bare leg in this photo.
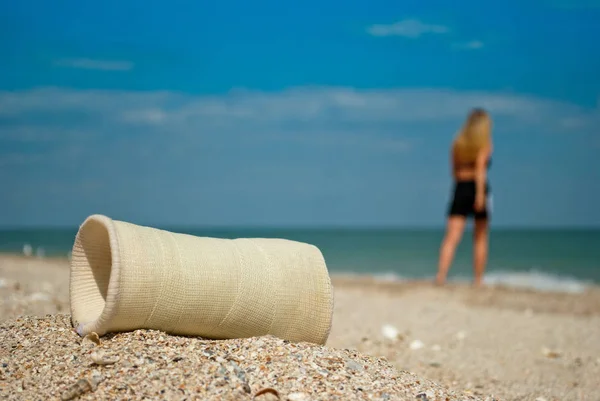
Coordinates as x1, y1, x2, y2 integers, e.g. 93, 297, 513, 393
473, 218, 489, 287
436, 216, 467, 285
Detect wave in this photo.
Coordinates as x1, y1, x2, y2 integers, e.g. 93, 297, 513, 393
481, 269, 592, 294
332, 269, 593, 294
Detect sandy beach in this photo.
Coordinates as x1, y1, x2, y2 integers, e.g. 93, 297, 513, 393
1, 255, 599, 400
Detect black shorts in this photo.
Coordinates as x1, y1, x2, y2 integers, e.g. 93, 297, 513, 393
447, 181, 491, 220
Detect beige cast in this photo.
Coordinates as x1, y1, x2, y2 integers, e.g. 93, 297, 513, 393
69, 215, 334, 345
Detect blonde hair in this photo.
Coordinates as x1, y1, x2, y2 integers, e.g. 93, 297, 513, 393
453, 108, 492, 164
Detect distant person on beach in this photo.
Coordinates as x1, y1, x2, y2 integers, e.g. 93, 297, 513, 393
436, 108, 493, 287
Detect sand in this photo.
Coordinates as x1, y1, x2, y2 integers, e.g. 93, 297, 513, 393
1, 255, 600, 400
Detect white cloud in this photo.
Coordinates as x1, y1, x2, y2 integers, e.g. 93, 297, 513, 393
54, 58, 134, 71
0, 126, 89, 142
452, 40, 485, 50
366, 19, 449, 38
121, 108, 168, 124
0, 144, 82, 167
0, 85, 597, 161
264, 130, 411, 153
0, 86, 590, 124
559, 116, 589, 129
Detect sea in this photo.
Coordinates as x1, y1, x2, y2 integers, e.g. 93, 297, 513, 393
1, 227, 598, 294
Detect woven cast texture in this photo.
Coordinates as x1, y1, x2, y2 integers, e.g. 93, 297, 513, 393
69, 215, 334, 345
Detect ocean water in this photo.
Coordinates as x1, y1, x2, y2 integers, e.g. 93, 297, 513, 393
0, 227, 598, 293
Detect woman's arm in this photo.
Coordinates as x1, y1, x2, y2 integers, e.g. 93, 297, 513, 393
474, 142, 493, 210
451, 142, 458, 179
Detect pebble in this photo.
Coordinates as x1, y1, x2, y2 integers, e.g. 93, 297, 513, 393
345, 358, 364, 372
287, 392, 309, 401
381, 324, 400, 341
416, 390, 434, 400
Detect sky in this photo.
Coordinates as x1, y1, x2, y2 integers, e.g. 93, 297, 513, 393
0, 0, 599, 228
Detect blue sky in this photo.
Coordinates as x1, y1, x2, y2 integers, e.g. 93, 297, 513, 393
1, 0, 599, 228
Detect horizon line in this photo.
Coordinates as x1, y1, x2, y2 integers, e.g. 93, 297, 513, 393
1, 223, 599, 231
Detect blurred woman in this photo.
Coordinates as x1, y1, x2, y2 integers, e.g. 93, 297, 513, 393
436, 108, 493, 287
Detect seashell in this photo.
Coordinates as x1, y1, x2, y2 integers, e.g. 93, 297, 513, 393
541, 347, 561, 359
409, 340, 424, 350
228, 361, 248, 383
90, 351, 120, 365
254, 387, 280, 400
61, 379, 93, 401
61, 375, 104, 401
89, 374, 104, 388
82, 332, 101, 346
